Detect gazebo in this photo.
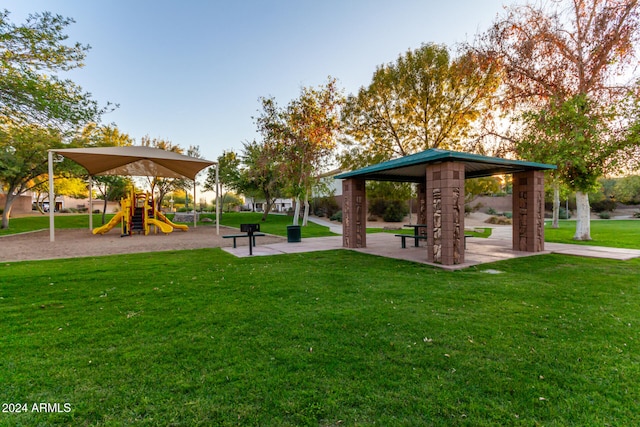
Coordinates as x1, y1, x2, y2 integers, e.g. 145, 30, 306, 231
335, 149, 556, 266
47, 146, 218, 242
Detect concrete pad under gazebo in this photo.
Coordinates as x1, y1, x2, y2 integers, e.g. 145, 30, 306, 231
335, 149, 556, 266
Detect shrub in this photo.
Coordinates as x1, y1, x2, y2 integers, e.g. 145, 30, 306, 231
368, 198, 388, 217
313, 196, 340, 218
330, 210, 342, 222
598, 212, 611, 219
633, 211, 640, 219
559, 207, 571, 219
485, 215, 512, 225
487, 207, 498, 215
545, 208, 572, 219
591, 199, 616, 213
382, 200, 409, 222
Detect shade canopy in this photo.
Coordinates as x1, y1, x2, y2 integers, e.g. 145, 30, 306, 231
335, 148, 556, 183
47, 146, 219, 242
52, 146, 215, 180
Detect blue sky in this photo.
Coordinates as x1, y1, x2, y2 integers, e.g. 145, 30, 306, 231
5, 0, 509, 162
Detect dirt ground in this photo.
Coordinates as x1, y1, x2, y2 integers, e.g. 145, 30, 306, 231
0, 225, 285, 263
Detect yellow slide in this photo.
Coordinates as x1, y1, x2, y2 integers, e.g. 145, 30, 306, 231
156, 211, 189, 231
148, 218, 174, 234
93, 211, 126, 235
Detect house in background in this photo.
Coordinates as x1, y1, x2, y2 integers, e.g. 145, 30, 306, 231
243, 196, 293, 213
317, 168, 344, 208
0, 191, 122, 215
240, 169, 345, 214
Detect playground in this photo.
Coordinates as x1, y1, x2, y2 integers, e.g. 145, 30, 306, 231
92, 190, 189, 236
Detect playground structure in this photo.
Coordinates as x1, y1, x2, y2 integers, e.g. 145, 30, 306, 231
93, 190, 188, 236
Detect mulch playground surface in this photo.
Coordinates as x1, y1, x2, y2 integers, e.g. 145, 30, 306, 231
1, 226, 285, 263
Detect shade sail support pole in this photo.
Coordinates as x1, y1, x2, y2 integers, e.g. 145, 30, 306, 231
193, 180, 197, 229
48, 150, 55, 242
216, 164, 219, 235
89, 176, 93, 231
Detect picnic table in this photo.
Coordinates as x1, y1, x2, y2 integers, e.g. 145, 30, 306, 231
395, 223, 477, 249
395, 224, 428, 248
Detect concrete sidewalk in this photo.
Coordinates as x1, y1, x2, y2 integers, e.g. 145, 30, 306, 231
306, 216, 343, 234
222, 228, 640, 269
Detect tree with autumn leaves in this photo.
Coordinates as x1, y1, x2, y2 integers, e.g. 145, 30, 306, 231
206, 79, 342, 225
221, 0, 640, 238
253, 78, 343, 225
340, 43, 501, 169
476, 0, 640, 240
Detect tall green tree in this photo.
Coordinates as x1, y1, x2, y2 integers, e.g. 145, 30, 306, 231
478, 0, 640, 240
204, 150, 241, 216
613, 175, 640, 204
1, 10, 107, 229
0, 123, 62, 228
340, 43, 500, 169
31, 176, 89, 214
240, 140, 286, 222
139, 135, 187, 211
0, 10, 104, 128
93, 176, 131, 224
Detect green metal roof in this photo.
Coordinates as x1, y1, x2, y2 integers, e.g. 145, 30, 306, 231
335, 148, 556, 183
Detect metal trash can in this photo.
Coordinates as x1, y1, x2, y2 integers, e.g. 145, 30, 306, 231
287, 225, 301, 243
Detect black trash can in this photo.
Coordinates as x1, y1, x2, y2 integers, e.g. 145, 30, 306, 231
287, 225, 301, 243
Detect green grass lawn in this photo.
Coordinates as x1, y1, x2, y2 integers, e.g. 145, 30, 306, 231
1, 250, 639, 426
0, 214, 104, 236
1, 212, 338, 238
545, 220, 640, 249
5, 213, 640, 249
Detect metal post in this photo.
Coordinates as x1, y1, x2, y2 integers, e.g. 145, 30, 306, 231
193, 180, 197, 229
89, 176, 93, 231
48, 151, 55, 242
215, 164, 220, 235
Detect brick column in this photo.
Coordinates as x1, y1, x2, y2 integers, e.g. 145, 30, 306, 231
426, 162, 465, 265
342, 178, 367, 248
417, 183, 427, 237
512, 170, 545, 252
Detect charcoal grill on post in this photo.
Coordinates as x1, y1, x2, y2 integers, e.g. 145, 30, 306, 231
240, 223, 260, 255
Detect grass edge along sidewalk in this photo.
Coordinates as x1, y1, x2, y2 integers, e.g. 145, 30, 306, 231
4, 213, 640, 250
0, 212, 337, 239
1, 249, 639, 426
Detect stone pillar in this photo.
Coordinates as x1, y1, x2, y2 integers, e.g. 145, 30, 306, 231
417, 183, 427, 237
342, 178, 367, 248
426, 162, 465, 265
512, 170, 545, 252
